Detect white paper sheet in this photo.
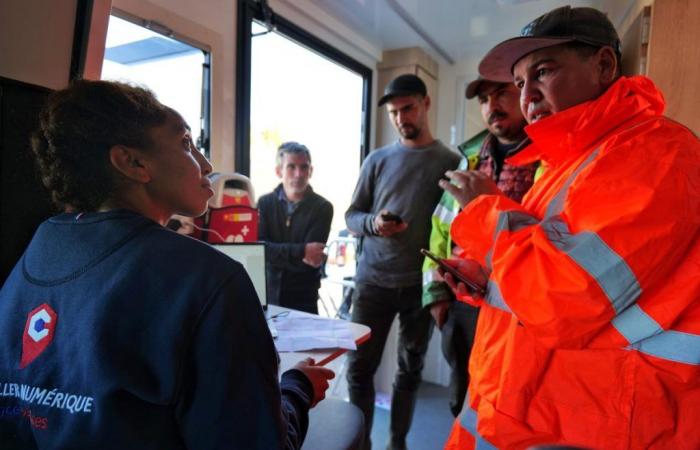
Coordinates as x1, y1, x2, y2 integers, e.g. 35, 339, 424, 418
271, 311, 357, 352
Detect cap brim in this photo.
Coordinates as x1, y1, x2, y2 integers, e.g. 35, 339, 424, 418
378, 90, 421, 106
478, 36, 574, 82
465, 79, 485, 99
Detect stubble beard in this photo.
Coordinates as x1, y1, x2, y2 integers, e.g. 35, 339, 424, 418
490, 118, 526, 143
400, 125, 420, 140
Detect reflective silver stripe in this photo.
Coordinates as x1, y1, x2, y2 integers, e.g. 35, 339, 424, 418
484, 280, 511, 313
485, 249, 493, 271
487, 210, 539, 269
613, 304, 662, 344
630, 330, 700, 365
434, 203, 457, 224
459, 394, 498, 450
614, 304, 700, 365
493, 210, 540, 235
540, 216, 641, 314
422, 269, 443, 285
545, 148, 600, 219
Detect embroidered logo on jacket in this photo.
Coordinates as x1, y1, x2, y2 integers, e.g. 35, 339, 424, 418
20, 304, 57, 369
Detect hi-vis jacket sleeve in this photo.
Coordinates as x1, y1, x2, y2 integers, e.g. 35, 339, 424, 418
452, 135, 700, 350
422, 157, 474, 308
421, 188, 462, 308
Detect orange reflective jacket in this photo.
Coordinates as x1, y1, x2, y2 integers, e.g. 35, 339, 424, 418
445, 76, 700, 450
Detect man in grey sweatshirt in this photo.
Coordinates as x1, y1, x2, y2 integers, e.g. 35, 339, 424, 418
345, 74, 460, 450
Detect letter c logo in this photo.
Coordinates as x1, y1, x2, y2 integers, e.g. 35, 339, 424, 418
28, 309, 51, 342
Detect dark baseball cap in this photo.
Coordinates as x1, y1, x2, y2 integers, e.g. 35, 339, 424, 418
378, 74, 427, 106
479, 6, 622, 82
465, 76, 509, 99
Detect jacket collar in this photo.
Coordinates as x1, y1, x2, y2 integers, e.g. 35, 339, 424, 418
481, 133, 529, 160
509, 76, 665, 166
274, 183, 314, 204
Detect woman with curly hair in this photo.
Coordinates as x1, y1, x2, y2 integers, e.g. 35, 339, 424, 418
0, 79, 333, 450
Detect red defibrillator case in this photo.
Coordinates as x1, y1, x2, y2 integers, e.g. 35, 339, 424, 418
191, 173, 259, 243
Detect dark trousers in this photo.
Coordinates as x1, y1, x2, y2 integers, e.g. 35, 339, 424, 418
346, 283, 433, 450
279, 290, 319, 314
440, 300, 480, 417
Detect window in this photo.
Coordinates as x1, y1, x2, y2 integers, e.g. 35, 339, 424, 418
101, 11, 211, 156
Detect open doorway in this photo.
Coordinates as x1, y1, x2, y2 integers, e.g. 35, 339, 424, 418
249, 21, 365, 237
237, 3, 372, 317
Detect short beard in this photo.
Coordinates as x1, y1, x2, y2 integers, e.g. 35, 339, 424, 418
491, 119, 526, 143
400, 125, 420, 140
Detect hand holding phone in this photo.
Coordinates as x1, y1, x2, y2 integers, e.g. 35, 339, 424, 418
380, 213, 403, 224
374, 210, 407, 237
420, 249, 486, 296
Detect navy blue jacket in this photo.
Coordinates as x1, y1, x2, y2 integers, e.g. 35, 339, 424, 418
258, 185, 333, 308
0, 210, 312, 449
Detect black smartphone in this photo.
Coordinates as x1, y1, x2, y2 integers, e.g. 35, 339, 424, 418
420, 248, 485, 296
380, 213, 403, 223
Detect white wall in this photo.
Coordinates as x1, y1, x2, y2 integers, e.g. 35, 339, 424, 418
427, 54, 485, 155
0, 0, 77, 90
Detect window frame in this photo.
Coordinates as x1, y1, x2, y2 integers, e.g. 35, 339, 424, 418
99, 8, 213, 158
235, 0, 372, 176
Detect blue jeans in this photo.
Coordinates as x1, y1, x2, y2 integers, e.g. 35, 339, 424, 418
346, 283, 433, 450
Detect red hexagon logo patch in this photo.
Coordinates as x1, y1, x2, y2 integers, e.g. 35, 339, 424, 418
20, 303, 58, 369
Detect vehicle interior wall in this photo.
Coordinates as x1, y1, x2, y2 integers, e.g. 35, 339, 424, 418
0, 0, 78, 283
0, 0, 77, 90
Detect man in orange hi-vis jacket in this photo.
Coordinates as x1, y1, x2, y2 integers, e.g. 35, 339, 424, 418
441, 6, 700, 450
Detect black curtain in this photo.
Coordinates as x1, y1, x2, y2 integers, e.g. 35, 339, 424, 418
0, 77, 56, 284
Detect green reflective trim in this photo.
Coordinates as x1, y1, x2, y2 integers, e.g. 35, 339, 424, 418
422, 269, 442, 285
434, 203, 457, 225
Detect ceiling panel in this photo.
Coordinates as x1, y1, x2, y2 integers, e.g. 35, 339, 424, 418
306, 0, 634, 64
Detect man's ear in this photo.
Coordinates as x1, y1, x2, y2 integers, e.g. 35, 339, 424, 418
308, 164, 313, 179
423, 94, 431, 111
275, 164, 283, 179
597, 46, 618, 85
109, 145, 151, 183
